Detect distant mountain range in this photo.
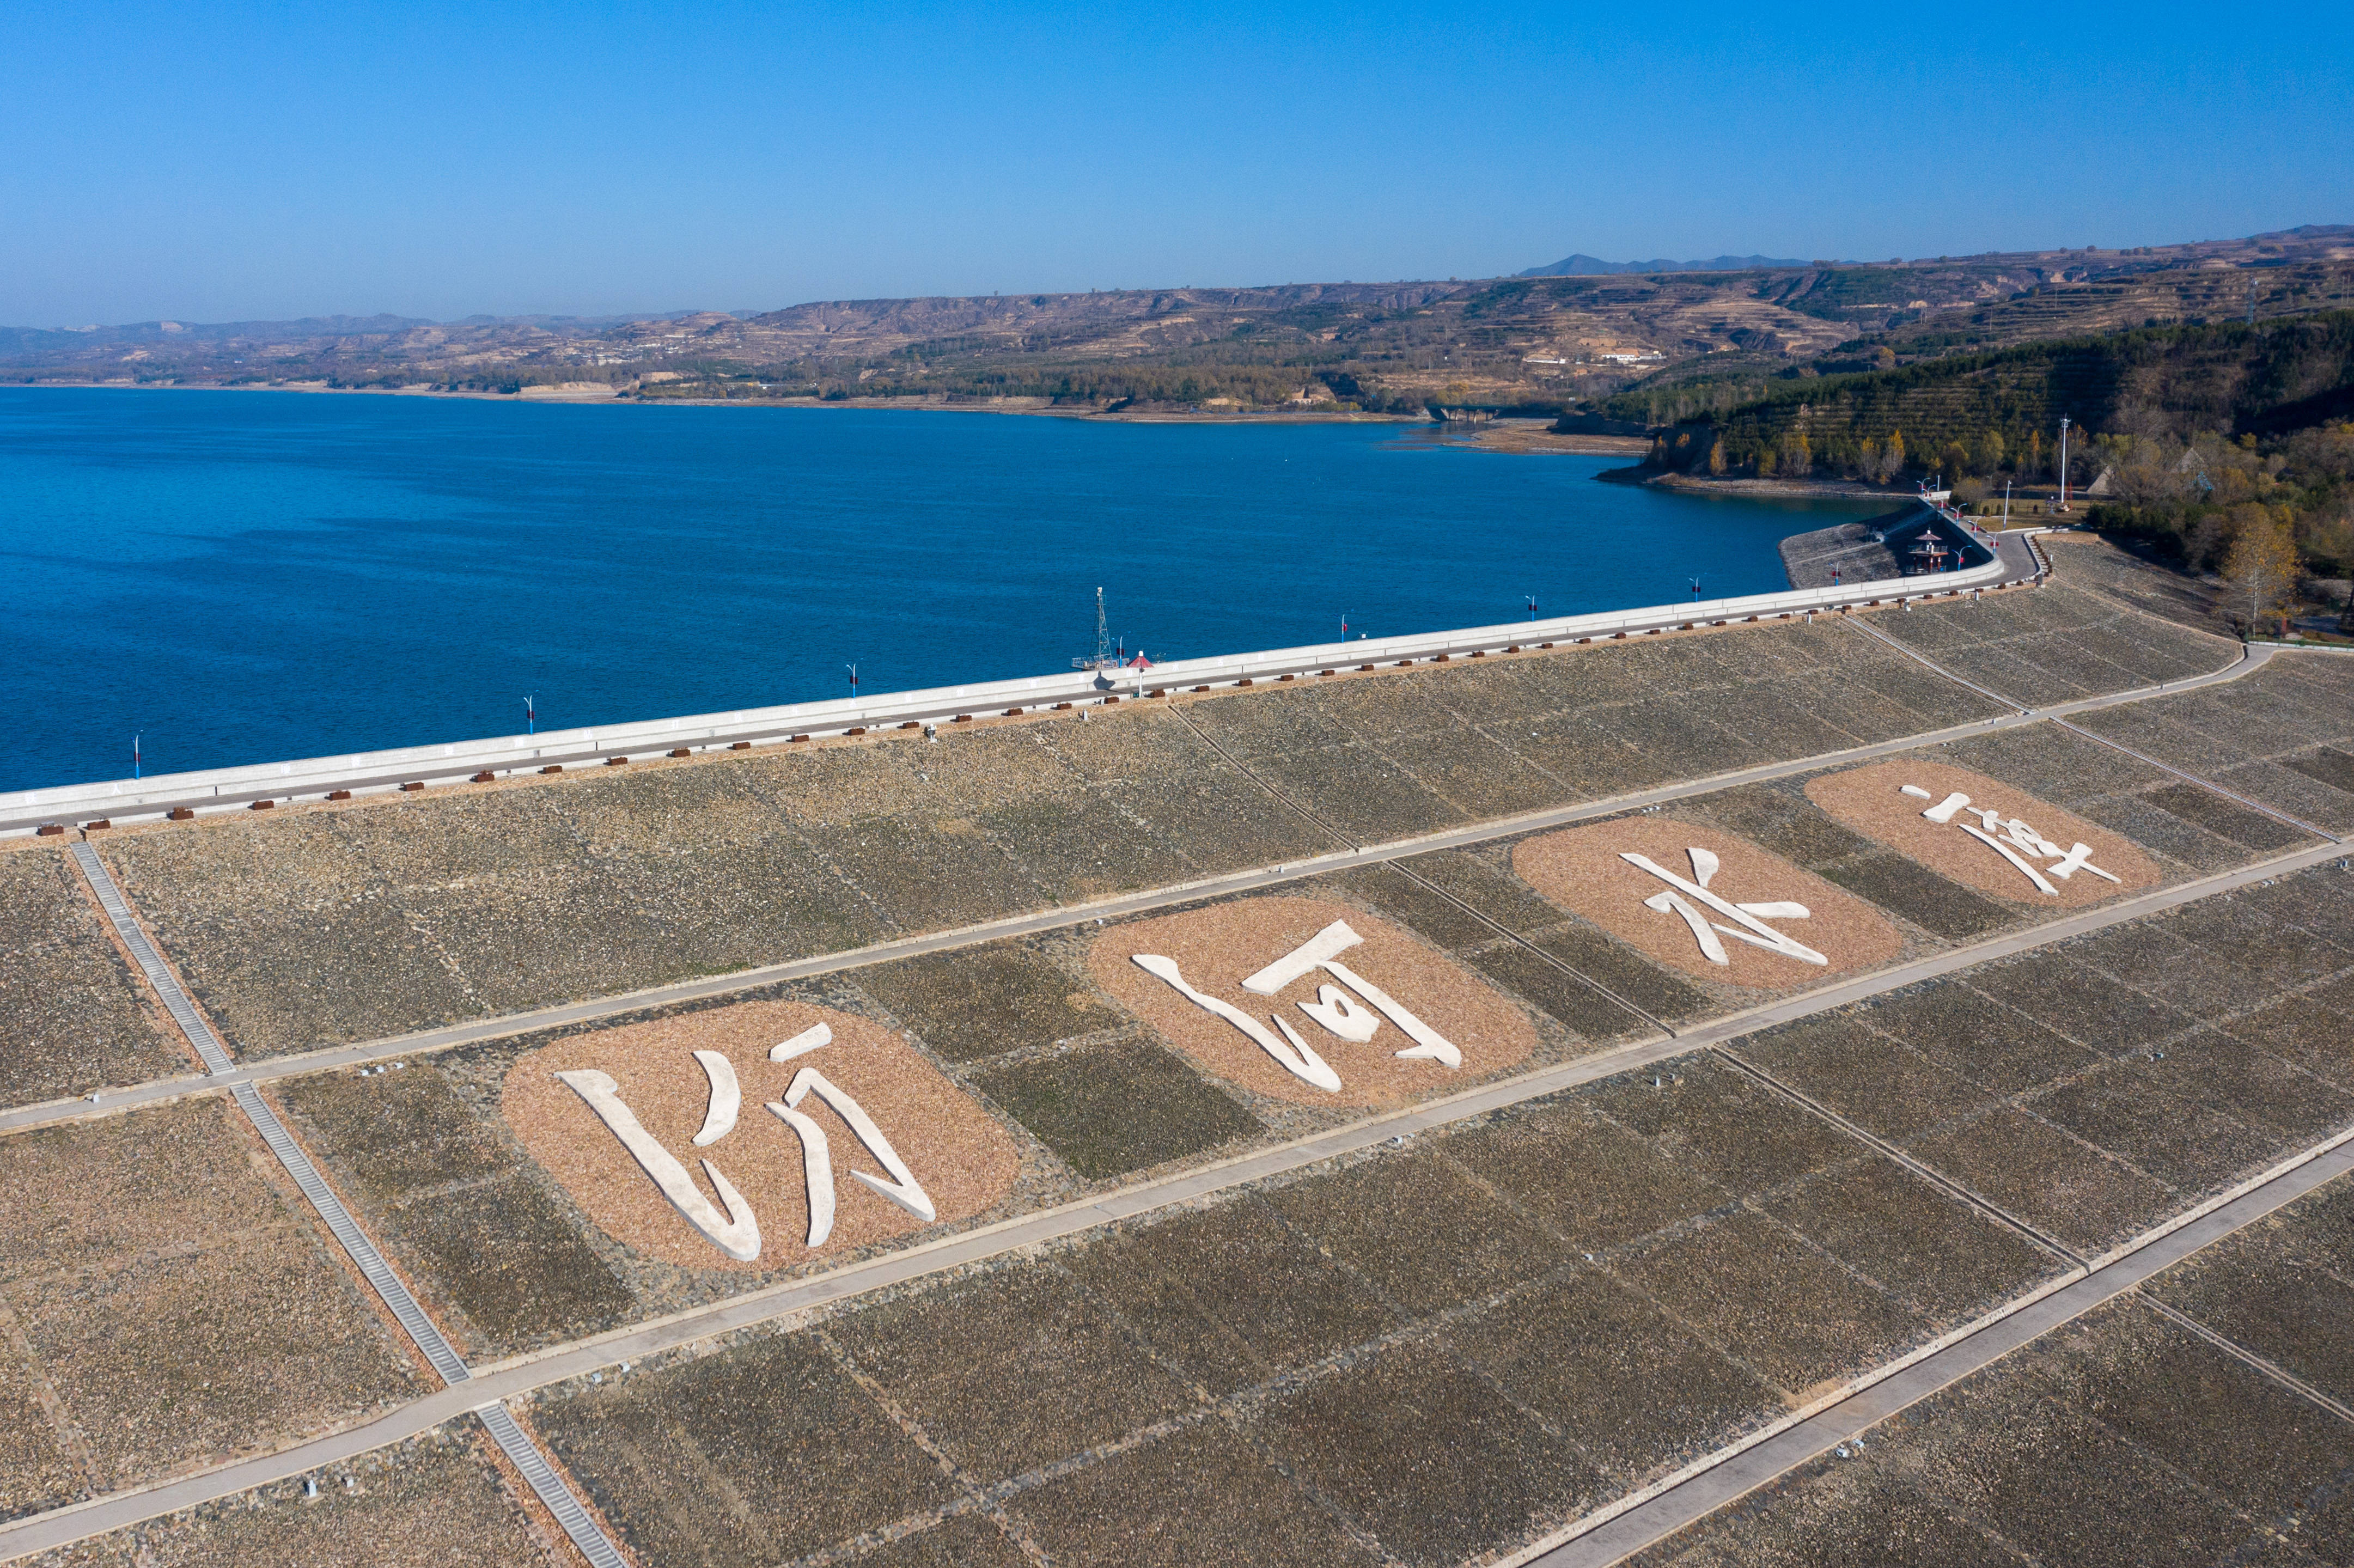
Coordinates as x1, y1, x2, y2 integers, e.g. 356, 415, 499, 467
1517, 253, 1813, 277
2, 225, 2344, 416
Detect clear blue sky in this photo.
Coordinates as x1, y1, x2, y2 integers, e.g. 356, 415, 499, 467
3, 1, 2346, 326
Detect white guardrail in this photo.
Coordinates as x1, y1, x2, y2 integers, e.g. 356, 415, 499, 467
3, 528, 2030, 837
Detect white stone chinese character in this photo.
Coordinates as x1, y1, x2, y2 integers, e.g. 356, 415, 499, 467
557, 1023, 934, 1259
1899, 785, 2120, 895
1620, 847, 1827, 967
557, 1068, 764, 1261
1131, 918, 1463, 1093
766, 1066, 935, 1247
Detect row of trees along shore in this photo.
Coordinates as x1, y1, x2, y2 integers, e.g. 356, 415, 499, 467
1612, 314, 2354, 617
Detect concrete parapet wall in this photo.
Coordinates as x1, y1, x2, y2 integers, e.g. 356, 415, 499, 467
2, 547, 2025, 836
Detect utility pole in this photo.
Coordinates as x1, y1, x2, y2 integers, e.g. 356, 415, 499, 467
846, 663, 858, 699
1690, 577, 1702, 603
2001, 479, 2013, 532
1525, 594, 1538, 622
2057, 417, 2072, 514
132, 731, 141, 780
524, 695, 535, 736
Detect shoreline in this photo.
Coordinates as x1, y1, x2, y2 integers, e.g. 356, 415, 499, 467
0, 379, 1435, 425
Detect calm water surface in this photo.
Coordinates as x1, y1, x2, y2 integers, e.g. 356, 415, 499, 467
0, 389, 1886, 792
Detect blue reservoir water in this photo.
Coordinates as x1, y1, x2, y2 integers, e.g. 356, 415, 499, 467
0, 389, 1887, 793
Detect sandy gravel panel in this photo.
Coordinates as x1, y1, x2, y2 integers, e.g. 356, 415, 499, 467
533, 1329, 956, 1565
1223, 739, 1464, 845
2066, 922, 2290, 1019
2143, 1175, 2354, 1398
2043, 1298, 2354, 1542
1515, 819, 1904, 991
973, 1036, 1261, 1181
0, 1344, 82, 1523
2222, 975, 2354, 1084
1444, 1270, 1778, 1485
975, 787, 1198, 902
1263, 1149, 1567, 1316
19, 1223, 419, 1492
1008, 1420, 1377, 1568
1733, 1014, 1998, 1142
1633, 1465, 2017, 1568
1087, 896, 1539, 1109
28, 1425, 557, 1568
1061, 1194, 1396, 1396
0, 850, 187, 1108
1955, 948, 2197, 1055
829, 1261, 1202, 1485
1441, 1096, 1728, 1250
1853, 983, 2102, 1098
504, 999, 1020, 1272
1633, 1299, 2308, 1568
1615, 1209, 1922, 1398
0, 1099, 322, 1290
801, 814, 1047, 934
2145, 779, 2316, 851
1585, 1060, 1853, 1201
275, 1066, 633, 1356
1805, 759, 2160, 910
1247, 1337, 1601, 1568
1759, 1159, 2061, 1322
858, 1512, 1030, 1568
1906, 1107, 2173, 1255
857, 942, 1127, 1064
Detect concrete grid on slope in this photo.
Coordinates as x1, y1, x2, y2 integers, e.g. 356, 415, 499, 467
4, 569, 2344, 1564
0, 636, 2282, 1144
3, 827, 2346, 1565
58, 845, 626, 1568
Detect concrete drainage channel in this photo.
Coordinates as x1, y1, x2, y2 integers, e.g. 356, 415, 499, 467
3, 530, 2032, 837
66, 845, 629, 1568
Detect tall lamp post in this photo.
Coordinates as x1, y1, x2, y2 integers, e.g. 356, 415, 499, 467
2057, 417, 2072, 514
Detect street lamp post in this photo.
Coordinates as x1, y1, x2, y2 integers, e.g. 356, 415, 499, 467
2057, 417, 2072, 514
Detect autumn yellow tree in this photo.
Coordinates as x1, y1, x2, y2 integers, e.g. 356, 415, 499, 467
2223, 509, 2300, 638
1779, 426, 1813, 477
